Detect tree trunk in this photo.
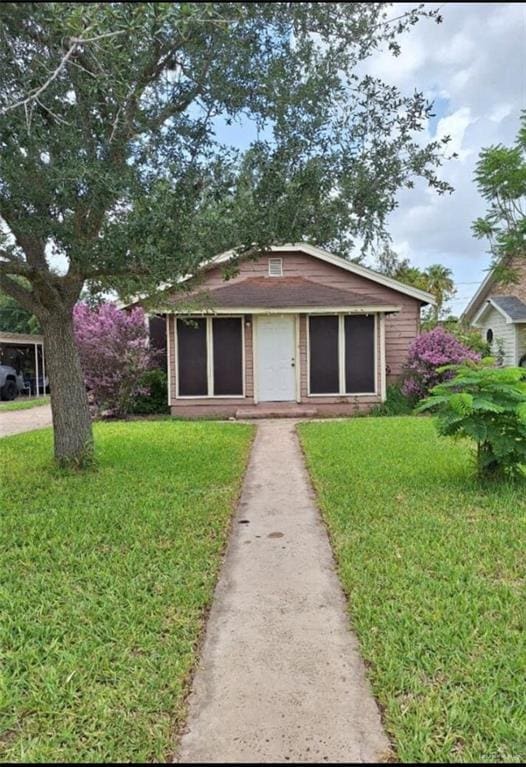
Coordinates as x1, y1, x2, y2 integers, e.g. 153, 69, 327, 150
42, 311, 93, 467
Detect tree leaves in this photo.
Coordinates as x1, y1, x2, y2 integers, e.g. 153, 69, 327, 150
419, 362, 526, 479
0, 2, 454, 305
472, 112, 526, 274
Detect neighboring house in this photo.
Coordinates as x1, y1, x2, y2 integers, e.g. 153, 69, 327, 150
152, 243, 433, 417
462, 256, 526, 367
0, 331, 47, 396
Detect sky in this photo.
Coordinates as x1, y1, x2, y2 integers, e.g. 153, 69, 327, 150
361, 1, 525, 315
38, 3, 525, 312
215, 2, 525, 316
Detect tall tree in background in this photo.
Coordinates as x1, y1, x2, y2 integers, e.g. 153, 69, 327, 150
425, 263, 456, 321
472, 112, 526, 282
376, 246, 456, 319
376, 245, 428, 290
0, 3, 452, 465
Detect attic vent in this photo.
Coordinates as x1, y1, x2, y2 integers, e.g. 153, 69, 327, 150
268, 257, 283, 277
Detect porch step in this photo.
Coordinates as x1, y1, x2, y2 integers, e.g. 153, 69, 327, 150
235, 406, 318, 420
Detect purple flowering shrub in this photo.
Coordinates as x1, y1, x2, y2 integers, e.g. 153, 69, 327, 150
74, 302, 153, 417
403, 326, 480, 401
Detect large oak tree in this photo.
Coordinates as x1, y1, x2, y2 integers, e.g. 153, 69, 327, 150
0, 2, 452, 465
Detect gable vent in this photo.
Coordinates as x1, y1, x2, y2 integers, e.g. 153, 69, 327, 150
268, 257, 283, 277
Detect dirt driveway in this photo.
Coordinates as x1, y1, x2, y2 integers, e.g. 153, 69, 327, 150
0, 404, 52, 438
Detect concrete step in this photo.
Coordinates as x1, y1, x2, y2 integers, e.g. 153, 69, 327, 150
236, 406, 318, 419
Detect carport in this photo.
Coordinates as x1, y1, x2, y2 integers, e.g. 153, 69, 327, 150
0, 331, 47, 396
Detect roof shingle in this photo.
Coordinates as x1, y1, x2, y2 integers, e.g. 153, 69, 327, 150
165, 276, 400, 311
491, 295, 526, 322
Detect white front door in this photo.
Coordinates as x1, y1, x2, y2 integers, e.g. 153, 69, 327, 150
256, 315, 297, 402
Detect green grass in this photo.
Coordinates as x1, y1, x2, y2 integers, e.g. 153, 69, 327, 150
0, 396, 50, 412
0, 421, 253, 763
298, 417, 526, 764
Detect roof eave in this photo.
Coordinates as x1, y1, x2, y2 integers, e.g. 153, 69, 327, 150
461, 269, 495, 323
472, 298, 515, 326
167, 305, 401, 316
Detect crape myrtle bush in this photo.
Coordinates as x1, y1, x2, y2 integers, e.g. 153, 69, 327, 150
74, 302, 155, 417
403, 326, 481, 401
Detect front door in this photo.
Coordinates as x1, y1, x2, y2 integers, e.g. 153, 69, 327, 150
256, 315, 297, 402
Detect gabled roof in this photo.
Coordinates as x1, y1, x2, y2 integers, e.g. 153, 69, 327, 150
491, 296, 526, 322
473, 295, 526, 326
165, 276, 402, 314
124, 242, 435, 310
461, 268, 495, 324
204, 243, 435, 305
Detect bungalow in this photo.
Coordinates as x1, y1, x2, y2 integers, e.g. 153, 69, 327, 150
156, 243, 434, 418
462, 256, 526, 367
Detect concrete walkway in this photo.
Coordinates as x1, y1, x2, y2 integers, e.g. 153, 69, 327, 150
0, 404, 52, 438
176, 420, 390, 764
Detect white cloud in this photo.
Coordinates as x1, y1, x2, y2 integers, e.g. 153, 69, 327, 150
435, 107, 475, 160
489, 103, 513, 123
361, 2, 525, 315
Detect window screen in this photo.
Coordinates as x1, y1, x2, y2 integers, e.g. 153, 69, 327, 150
177, 318, 208, 396
213, 318, 243, 395
309, 315, 339, 394
345, 315, 375, 393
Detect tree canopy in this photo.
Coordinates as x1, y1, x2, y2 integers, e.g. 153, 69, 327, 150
376, 246, 456, 320
0, 2, 453, 302
0, 2, 453, 463
472, 111, 526, 282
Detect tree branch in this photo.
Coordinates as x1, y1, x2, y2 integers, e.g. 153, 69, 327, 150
0, 256, 32, 277
1, 28, 126, 119
0, 273, 38, 314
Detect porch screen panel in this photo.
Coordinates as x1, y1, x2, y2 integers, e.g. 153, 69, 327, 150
309, 315, 339, 394
345, 315, 375, 393
213, 318, 243, 395
177, 318, 208, 396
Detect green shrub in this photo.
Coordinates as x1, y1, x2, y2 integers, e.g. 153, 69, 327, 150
422, 319, 491, 357
450, 325, 491, 356
130, 368, 169, 415
370, 384, 414, 416
417, 361, 526, 479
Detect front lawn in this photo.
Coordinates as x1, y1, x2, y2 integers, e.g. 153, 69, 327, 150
299, 417, 526, 764
0, 396, 50, 412
0, 421, 253, 763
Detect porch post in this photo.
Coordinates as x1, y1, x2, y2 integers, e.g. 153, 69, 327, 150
295, 314, 301, 403
379, 313, 386, 402
34, 342, 40, 397
252, 316, 258, 404
166, 315, 172, 407
41, 341, 46, 394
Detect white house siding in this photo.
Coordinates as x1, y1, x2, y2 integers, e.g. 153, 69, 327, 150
478, 306, 517, 365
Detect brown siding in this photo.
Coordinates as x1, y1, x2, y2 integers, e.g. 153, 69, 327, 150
466, 256, 526, 325
492, 256, 526, 303
197, 250, 420, 384
167, 315, 176, 404
166, 250, 424, 413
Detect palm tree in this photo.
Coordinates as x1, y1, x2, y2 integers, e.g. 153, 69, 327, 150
424, 264, 456, 322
